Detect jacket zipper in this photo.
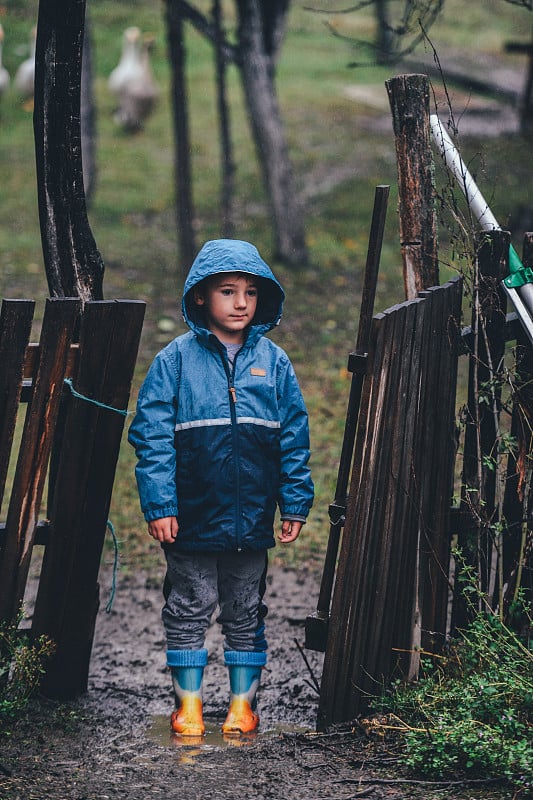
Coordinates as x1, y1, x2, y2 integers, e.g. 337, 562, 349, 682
218, 345, 242, 550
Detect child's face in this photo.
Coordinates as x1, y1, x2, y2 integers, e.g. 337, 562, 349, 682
193, 272, 258, 344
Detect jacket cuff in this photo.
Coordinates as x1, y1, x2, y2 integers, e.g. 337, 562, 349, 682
280, 504, 310, 519
144, 505, 178, 522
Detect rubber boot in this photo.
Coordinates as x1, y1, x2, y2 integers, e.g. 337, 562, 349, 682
222, 650, 267, 735
167, 649, 208, 736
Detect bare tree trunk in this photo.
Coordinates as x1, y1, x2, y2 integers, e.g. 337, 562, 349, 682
375, 0, 395, 64
213, 0, 235, 238
34, 0, 104, 300
166, 0, 197, 274
236, 0, 307, 265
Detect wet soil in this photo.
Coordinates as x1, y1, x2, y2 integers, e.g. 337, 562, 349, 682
0, 563, 515, 800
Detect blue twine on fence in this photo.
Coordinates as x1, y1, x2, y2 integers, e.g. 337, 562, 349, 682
106, 520, 119, 613
63, 377, 133, 417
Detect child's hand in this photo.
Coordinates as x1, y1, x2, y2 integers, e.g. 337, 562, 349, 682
148, 516, 178, 543
278, 519, 303, 544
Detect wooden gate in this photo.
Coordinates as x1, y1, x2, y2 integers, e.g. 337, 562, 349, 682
0, 297, 145, 699
316, 277, 463, 730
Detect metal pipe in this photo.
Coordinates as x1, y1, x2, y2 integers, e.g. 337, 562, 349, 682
430, 114, 533, 347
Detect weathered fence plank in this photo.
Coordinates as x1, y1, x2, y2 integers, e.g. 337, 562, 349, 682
0, 300, 35, 514
32, 300, 145, 698
0, 298, 80, 623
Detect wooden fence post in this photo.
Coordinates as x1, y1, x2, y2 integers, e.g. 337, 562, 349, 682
32, 300, 145, 699
385, 74, 439, 299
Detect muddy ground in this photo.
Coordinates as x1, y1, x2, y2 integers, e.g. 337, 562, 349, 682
0, 561, 517, 800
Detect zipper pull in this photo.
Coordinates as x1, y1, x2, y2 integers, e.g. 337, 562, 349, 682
229, 386, 237, 403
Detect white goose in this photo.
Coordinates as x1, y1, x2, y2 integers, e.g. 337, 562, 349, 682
108, 27, 159, 132
0, 25, 10, 100
108, 26, 144, 96
14, 25, 36, 101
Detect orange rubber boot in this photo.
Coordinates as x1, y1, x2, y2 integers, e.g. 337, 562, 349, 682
167, 649, 208, 737
221, 651, 266, 736
171, 695, 204, 736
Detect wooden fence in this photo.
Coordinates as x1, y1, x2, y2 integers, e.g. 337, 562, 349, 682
316, 277, 462, 729
0, 297, 145, 699
315, 230, 533, 729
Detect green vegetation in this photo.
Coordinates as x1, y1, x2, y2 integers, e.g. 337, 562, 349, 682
1, 0, 533, 576
374, 568, 533, 790
0, 610, 55, 720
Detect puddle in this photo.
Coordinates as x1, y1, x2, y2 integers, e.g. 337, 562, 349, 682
146, 714, 311, 761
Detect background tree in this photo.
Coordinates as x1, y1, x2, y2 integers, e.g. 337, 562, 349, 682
501, 0, 533, 134
166, 1, 197, 271
316, 0, 444, 66
166, 0, 307, 267
34, 0, 104, 300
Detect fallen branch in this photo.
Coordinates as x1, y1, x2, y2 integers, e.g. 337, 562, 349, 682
293, 637, 321, 695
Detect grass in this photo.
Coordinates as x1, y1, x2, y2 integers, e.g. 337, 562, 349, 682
1, 0, 533, 573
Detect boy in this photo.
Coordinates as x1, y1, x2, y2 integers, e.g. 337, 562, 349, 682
128, 239, 314, 737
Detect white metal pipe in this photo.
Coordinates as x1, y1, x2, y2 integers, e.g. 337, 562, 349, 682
429, 115, 499, 231
430, 114, 533, 347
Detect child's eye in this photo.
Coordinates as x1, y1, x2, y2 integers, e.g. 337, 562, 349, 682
221, 289, 233, 296
247, 289, 258, 297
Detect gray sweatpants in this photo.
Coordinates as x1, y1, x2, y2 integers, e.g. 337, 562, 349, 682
162, 549, 268, 652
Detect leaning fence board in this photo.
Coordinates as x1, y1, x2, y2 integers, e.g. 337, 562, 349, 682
318, 308, 395, 726
0, 299, 35, 514
379, 298, 426, 682
32, 300, 145, 698
0, 298, 80, 623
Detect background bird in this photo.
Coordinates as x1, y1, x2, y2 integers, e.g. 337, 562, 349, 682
108, 27, 159, 133
14, 25, 36, 107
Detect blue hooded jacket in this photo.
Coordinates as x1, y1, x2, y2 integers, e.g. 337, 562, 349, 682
128, 239, 314, 552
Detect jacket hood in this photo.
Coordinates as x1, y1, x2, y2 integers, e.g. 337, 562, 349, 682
182, 239, 285, 342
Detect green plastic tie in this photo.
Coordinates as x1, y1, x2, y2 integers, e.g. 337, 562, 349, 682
504, 245, 533, 289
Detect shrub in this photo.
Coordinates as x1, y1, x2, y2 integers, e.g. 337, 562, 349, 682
0, 610, 55, 722
376, 603, 533, 790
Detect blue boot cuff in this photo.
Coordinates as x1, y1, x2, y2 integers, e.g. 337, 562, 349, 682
224, 650, 267, 667
167, 648, 208, 668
